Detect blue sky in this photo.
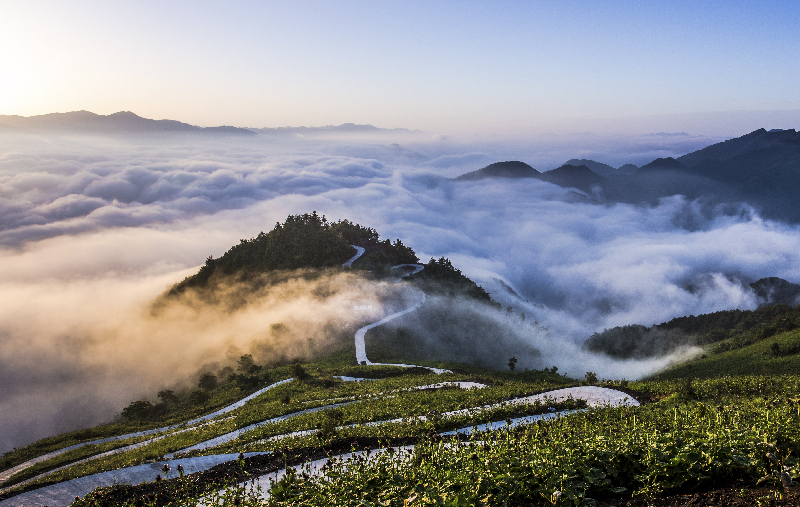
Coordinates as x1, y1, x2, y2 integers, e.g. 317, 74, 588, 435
2, 1, 800, 134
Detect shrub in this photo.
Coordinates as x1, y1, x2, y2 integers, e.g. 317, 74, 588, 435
188, 390, 210, 406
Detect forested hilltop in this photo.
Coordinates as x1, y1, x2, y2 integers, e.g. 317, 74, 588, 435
584, 302, 800, 360
166, 212, 494, 305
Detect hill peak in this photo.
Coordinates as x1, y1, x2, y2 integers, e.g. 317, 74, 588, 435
637, 157, 685, 172
454, 161, 539, 181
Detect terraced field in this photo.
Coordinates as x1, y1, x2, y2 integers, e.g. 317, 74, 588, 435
2, 241, 799, 506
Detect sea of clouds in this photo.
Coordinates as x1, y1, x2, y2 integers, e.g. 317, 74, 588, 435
2, 129, 799, 453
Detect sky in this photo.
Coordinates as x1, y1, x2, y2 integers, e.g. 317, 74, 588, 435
2, 1, 800, 135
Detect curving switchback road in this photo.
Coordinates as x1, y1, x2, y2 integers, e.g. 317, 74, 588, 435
343, 246, 448, 373
0, 245, 641, 506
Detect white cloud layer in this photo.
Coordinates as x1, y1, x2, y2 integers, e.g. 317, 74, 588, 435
2, 131, 800, 453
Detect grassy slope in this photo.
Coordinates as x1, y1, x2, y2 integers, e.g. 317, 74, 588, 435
0, 361, 571, 494
654, 328, 800, 379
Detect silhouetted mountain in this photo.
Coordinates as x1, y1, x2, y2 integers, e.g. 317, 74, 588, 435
678, 128, 800, 168
565, 159, 619, 178
455, 161, 540, 181
636, 157, 685, 172
0, 111, 256, 136
539, 165, 607, 193
455, 128, 800, 223
617, 164, 639, 175
751, 277, 800, 307
672, 128, 800, 221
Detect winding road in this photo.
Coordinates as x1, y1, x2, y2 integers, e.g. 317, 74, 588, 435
0, 245, 640, 506
344, 246, 449, 373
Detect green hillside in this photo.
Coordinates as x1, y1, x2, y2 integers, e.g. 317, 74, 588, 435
653, 327, 800, 379
165, 212, 493, 307
584, 302, 800, 359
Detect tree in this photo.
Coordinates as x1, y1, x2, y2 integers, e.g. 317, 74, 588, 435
237, 354, 257, 374
199, 373, 218, 391
219, 366, 234, 381
121, 400, 154, 421
585, 371, 598, 384
157, 390, 178, 406
292, 361, 309, 380
233, 374, 260, 390
508, 357, 517, 372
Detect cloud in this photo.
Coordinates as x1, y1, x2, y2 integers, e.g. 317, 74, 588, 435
0, 259, 397, 454
0, 134, 392, 246
2, 129, 800, 453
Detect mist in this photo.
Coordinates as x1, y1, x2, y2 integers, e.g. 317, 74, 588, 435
2, 129, 800, 453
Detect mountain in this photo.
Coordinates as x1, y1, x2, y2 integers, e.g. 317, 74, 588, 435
678, 128, 800, 168
636, 157, 686, 172
454, 161, 540, 181
751, 277, 800, 307
454, 161, 607, 195
617, 163, 639, 174
674, 128, 800, 221
538, 164, 607, 193
583, 289, 800, 360
564, 158, 638, 178
455, 128, 800, 222
0, 111, 257, 136
166, 212, 495, 307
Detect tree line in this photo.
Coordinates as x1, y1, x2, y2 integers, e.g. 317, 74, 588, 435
584, 303, 800, 359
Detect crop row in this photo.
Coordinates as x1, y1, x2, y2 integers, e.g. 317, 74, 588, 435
259, 397, 800, 506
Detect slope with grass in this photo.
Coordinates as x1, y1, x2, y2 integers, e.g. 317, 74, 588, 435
653, 327, 800, 379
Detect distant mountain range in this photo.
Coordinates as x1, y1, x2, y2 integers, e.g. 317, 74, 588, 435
456, 128, 800, 223
0, 111, 257, 136
0, 111, 418, 137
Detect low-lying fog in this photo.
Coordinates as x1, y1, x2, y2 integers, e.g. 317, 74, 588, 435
2, 130, 799, 453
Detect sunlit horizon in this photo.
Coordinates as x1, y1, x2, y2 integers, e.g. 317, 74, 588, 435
3, 1, 799, 136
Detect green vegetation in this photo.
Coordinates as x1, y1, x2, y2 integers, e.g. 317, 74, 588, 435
167, 213, 419, 297
650, 328, 800, 379
408, 257, 496, 306
585, 303, 800, 359
162, 213, 494, 311
364, 301, 542, 370
0, 363, 572, 496
263, 390, 799, 506
169, 212, 352, 294
329, 219, 418, 269
5, 344, 800, 506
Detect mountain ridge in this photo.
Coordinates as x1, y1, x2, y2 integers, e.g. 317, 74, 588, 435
0, 111, 256, 136
455, 128, 800, 222
0, 111, 420, 137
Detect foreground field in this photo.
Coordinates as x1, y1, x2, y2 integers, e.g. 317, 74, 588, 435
1, 363, 798, 506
